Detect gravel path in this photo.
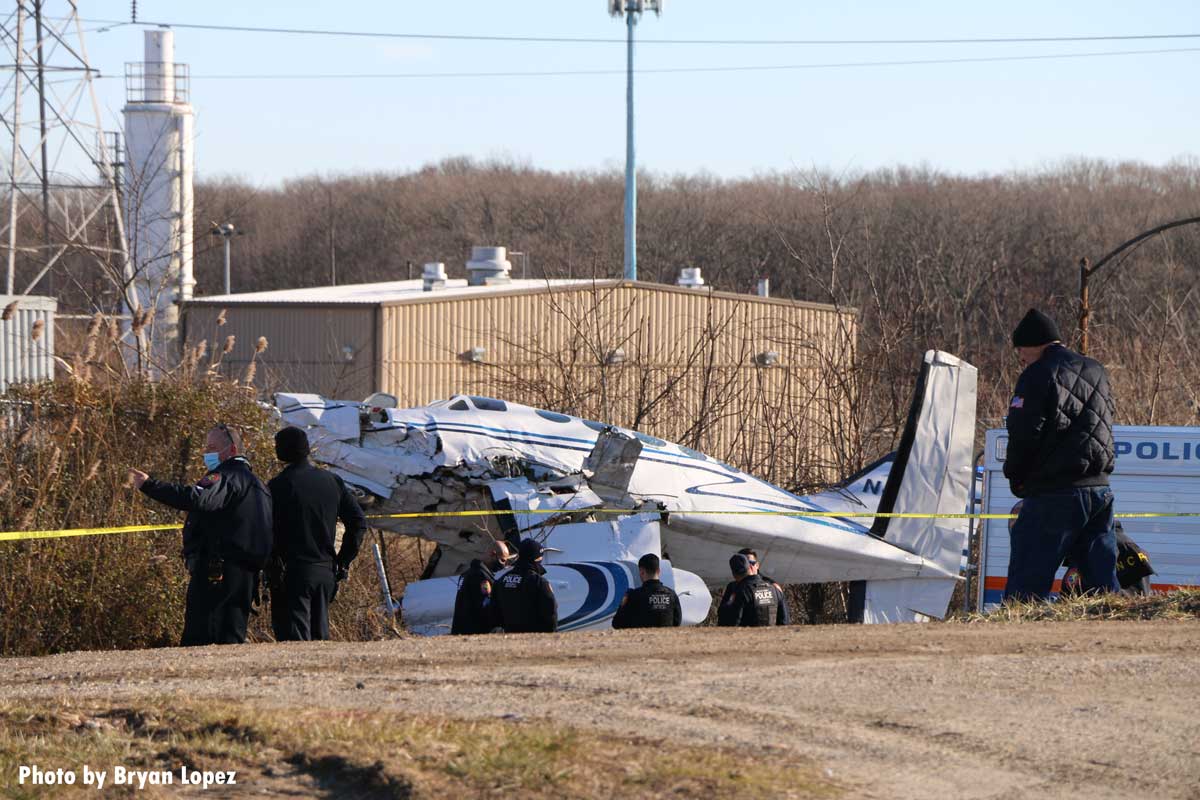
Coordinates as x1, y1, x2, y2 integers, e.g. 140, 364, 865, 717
3, 620, 1198, 799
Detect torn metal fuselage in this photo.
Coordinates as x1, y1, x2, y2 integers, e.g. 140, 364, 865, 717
275, 351, 977, 632
274, 394, 713, 633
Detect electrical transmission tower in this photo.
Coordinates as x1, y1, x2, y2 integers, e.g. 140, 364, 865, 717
0, 0, 134, 318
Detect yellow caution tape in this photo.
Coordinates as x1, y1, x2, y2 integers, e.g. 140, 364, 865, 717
0, 523, 183, 543
2, 508, 1199, 544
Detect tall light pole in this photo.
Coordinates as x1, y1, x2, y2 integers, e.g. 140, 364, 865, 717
609, 0, 662, 282
210, 222, 240, 294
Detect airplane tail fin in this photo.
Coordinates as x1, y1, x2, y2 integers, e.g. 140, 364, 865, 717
850, 350, 978, 623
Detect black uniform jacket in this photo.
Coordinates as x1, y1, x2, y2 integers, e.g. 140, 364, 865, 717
612, 578, 682, 629
267, 460, 366, 569
140, 456, 273, 568
1004, 344, 1116, 497
451, 559, 498, 635
717, 575, 789, 627
495, 560, 558, 633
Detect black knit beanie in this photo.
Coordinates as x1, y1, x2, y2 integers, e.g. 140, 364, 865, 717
275, 426, 311, 463
1011, 309, 1061, 347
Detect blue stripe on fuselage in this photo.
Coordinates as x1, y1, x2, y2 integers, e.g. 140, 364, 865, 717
557, 562, 630, 631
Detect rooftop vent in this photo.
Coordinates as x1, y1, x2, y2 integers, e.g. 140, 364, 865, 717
677, 267, 705, 289
466, 246, 512, 287
422, 262, 447, 292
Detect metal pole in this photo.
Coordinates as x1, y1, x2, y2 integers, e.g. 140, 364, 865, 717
1078, 257, 1090, 356
32, 0, 51, 295
223, 235, 231, 294
623, 7, 637, 282
6, 3, 24, 295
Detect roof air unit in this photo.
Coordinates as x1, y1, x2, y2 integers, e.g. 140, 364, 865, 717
677, 267, 705, 289
422, 262, 447, 292
466, 247, 513, 287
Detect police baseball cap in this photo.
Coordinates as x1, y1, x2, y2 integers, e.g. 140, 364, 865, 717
729, 553, 751, 576
518, 538, 545, 561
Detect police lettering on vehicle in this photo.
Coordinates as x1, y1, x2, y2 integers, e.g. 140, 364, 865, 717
1113, 440, 1199, 461
999, 435, 1200, 463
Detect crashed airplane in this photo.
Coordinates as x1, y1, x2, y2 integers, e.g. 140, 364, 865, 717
276, 350, 977, 633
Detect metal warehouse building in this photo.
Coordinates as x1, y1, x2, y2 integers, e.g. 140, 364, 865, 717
184, 250, 856, 478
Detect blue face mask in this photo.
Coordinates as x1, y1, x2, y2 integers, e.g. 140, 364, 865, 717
202, 452, 222, 471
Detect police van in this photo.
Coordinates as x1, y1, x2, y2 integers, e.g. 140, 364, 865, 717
978, 426, 1200, 608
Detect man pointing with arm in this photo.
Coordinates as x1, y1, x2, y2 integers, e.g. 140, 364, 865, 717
129, 424, 272, 646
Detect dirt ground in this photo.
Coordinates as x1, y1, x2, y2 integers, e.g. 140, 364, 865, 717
2, 620, 1198, 799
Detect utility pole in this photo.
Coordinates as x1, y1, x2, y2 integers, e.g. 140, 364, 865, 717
609, 0, 662, 282
327, 185, 337, 285
32, 0, 51, 294
5, 2, 24, 295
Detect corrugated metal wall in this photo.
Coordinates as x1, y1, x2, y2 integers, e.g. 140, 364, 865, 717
184, 285, 855, 482
380, 283, 856, 481
183, 304, 377, 399
0, 295, 56, 394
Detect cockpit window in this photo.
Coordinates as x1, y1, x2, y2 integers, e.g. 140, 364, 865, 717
448, 399, 469, 411
536, 409, 572, 423
634, 431, 667, 447
582, 419, 608, 433
678, 446, 708, 461
469, 397, 508, 412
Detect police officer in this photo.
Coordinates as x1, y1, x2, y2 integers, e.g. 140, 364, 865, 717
267, 426, 366, 641
494, 538, 558, 633
717, 553, 789, 627
718, 547, 784, 608
451, 539, 514, 635
129, 424, 272, 646
612, 553, 681, 629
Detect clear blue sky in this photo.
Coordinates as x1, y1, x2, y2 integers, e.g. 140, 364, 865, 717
75, 0, 1200, 185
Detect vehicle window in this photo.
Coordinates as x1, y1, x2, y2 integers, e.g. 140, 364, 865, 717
448, 399, 469, 411
678, 446, 708, 461
582, 419, 608, 433
536, 409, 572, 423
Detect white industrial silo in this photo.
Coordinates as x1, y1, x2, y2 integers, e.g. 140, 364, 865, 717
122, 30, 194, 355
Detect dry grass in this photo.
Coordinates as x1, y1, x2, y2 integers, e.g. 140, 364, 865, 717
0, 699, 838, 799
0, 318, 428, 657
953, 589, 1200, 624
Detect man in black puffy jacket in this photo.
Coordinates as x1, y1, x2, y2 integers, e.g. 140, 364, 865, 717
612, 553, 682, 629
1003, 309, 1120, 601
130, 424, 273, 646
